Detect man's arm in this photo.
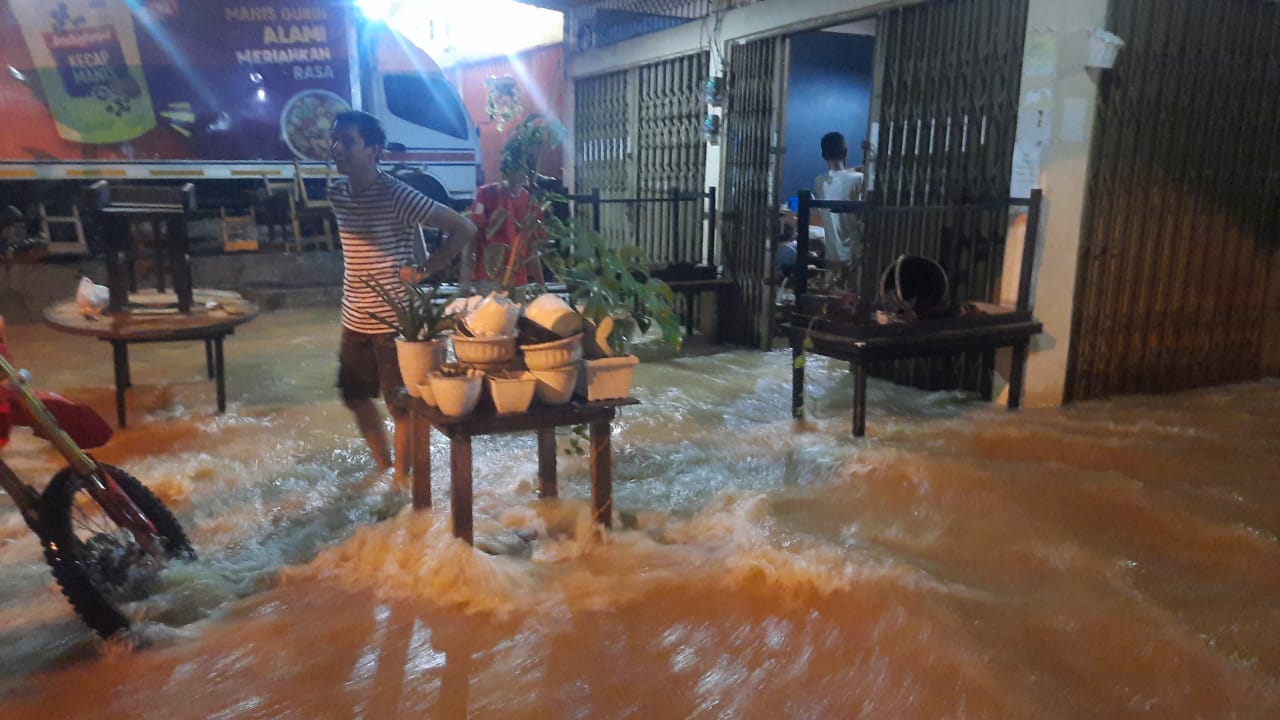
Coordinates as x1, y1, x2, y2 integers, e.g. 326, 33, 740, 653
399, 203, 477, 287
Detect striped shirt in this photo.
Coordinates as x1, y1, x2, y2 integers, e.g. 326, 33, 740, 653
329, 173, 437, 333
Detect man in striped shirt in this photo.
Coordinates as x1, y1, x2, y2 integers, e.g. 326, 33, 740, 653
328, 110, 476, 479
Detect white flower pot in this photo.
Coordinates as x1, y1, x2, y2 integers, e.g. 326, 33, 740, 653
415, 379, 437, 407
520, 333, 583, 370
525, 293, 582, 337
396, 338, 446, 398
430, 371, 484, 416
576, 355, 639, 401
451, 333, 517, 365
487, 371, 537, 414
466, 291, 521, 336
530, 363, 579, 405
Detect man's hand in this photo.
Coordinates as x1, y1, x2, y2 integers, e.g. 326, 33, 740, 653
399, 265, 427, 285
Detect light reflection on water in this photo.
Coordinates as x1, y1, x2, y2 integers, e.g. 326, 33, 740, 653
0, 308, 1277, 718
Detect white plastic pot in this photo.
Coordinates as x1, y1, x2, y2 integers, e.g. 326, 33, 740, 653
451, 333, 517, 365
396, 338, 446, 398
530, 363, 579, 405
576, 355, 639, 401
429, 371, 484, 416
487, 371, 537, 414
524, 293, 582, 337
520, 333, 583, 370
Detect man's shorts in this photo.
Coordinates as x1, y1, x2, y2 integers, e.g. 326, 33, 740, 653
337, 328, 404, 408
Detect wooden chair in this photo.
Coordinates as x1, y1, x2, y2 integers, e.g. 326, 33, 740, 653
219, 205, 259, 252
37, 201, 89, 255
258, 169, 334, 253
260, 177, 303, 252
291, 162, 335, 251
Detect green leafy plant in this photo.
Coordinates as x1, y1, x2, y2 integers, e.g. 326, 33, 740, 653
473, 114, 567, 296
541, 221, 683, 352
489, 113, 682, 352
359, 275, 456, 341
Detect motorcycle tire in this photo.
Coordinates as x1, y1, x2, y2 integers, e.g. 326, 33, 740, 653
37, 464, 195, 638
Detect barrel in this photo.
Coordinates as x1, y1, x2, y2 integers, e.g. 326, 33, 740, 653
878, 255, 949, 316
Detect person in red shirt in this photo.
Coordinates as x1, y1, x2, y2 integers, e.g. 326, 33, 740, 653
469, 180, 546, 288
469, 118, 554, 289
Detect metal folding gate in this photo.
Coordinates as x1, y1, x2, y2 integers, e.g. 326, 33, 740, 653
637, 53, 709, 266
573, 70, 633, 242
573, 53, 709, 266
868, 0, 1029, 390
1067, 0, 1280, 401
719, 37, 784, 348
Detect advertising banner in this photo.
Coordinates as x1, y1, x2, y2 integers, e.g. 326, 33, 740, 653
0, 0, 353, 162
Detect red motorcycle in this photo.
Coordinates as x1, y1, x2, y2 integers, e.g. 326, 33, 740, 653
0, 336, 195, 638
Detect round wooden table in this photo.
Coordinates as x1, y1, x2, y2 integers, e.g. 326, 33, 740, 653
44, 289, 259, 427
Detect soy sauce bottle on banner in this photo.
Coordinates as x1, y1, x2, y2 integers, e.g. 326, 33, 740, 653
12, 0, 156, 144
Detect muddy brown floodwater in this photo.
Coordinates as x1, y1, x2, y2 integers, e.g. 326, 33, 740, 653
1, 308, 1277, 719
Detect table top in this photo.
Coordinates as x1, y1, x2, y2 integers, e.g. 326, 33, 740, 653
44, 289, 259, 341
412, 396, 640, 437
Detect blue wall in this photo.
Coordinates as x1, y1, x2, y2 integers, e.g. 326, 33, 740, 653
782, 31, 875, 205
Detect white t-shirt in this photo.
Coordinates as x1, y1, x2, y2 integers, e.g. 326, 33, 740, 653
814, 168, 865, 262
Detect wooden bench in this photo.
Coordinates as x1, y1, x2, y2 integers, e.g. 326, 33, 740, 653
785, 190, 1043, 436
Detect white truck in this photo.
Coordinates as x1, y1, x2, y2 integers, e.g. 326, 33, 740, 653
0, 0, 480, 211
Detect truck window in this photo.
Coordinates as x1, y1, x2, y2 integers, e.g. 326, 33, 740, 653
383, 75, 471, 141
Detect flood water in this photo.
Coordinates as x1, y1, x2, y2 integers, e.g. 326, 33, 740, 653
0, 307, 1277, 719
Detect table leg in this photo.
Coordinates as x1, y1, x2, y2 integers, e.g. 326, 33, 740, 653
683, 291, 695, 339
121, 343, 131, 388
213, 336, 226, 413
791, 336, 805, 420
411, 411, 432, 510
980, 348, 995, 401
1009, 341, 1028, 410
111, 340, 129, 428
451, 433, 474, 544
853, 360, 868, 437
152, 219, 167, 294
589, 420, 612, 529
205, 338, 215, 379
537, 427, 557, 498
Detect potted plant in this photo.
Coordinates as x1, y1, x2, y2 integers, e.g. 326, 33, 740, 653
539, 221, 683, 400
428, 363, 485, 417
360, 275, 457, 397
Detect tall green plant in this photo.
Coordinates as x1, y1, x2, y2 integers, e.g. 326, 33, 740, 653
359, 275, 456, 341
541, 221, 683, 352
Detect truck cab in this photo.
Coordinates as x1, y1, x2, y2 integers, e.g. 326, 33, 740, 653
358, 23, 478, 209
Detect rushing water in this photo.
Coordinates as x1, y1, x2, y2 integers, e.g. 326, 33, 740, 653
0, 308, 1277, 719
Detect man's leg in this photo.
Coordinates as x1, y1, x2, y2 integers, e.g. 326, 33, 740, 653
371, 332, 411, 479
338, 328, 394, 473
346, 397, 393, 472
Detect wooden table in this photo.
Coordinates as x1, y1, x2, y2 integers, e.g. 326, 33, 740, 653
408, 397, 639, 545
784, 302, 1042, 436
44, 289, 259, 427
663, 278, 736, 343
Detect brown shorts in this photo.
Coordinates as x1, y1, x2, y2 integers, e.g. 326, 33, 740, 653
337, 328, 405, 410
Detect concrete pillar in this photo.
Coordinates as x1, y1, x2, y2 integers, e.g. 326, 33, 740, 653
1009, 0, 1111, 406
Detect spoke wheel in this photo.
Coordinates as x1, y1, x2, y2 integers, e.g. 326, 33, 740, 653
37, 464, 195, 638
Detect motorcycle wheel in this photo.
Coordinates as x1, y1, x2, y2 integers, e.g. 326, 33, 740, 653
37, 464, 195, 638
